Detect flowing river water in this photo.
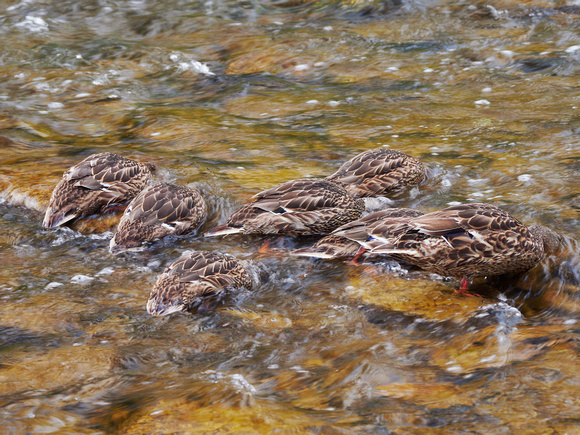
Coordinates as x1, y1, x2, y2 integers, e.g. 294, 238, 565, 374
0, 0, 579, 433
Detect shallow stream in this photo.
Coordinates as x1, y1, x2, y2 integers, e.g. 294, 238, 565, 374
0, 0, 579, 432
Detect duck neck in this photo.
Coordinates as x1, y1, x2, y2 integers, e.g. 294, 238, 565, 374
528, 224, 563, 256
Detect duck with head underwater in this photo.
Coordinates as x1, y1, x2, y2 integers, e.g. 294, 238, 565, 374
109, 182, 206, 254
146, 251, 255, 316
294, 203, 563, 295
325, 148, 426, 198
204, 178, 365, 238
43, 152, 156, 228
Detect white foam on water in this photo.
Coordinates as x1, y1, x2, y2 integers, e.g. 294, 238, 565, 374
0, 188, 44, 212
169, 52, 214, 75
202, 370, 257, 394
363, 196, 395, 214
45, 282, 63, 290
15, 15, 49, 32
96, 267, 114, 276
70, 274, 94, 284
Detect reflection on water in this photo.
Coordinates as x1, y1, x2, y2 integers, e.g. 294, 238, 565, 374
0, 0, 579, 432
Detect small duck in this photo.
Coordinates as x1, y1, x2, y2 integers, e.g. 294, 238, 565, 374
296, 203, 560, 294
325, 148, 426, 198
147, 251, 254, 316
292, 208, 425, 260
43, 152, 155, 228
205, 178, 365, 237
109, 182, 207, 254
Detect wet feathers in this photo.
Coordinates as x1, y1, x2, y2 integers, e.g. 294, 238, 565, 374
325, 148, 425, 198
147, 251, 254, 316
110, 182, 207, 253
205, 178, 365, 237
294, 203, 550, 281
43, 152, 155, 228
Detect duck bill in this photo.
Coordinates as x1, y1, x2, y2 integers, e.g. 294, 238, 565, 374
146, 298, 184, 316
43, 208, 76, 228
108, 237, 118, 254
108, 243, 129, 255
109, 238, 145, 255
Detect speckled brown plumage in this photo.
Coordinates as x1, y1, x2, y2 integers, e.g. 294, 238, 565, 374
43, 152, 156, 228
292, 208, 425, 259
109, 182, 207, 253
349, 203, 549, 281
325, 148, 425, 198
147, 251, 254, 316
205, 178, 365, 237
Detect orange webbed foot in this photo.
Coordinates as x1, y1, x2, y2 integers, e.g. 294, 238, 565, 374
454, 277, 483, 297
345, 246, 366, 266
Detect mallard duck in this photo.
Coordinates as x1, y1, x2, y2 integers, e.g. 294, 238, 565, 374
292, 208, 425, 260
205, 178, 365, 237
43, 152, 156, 228
147, 251, 254, 316
296, 203, 559, 294
325, 148, 426, 198
109, 182, 207, 254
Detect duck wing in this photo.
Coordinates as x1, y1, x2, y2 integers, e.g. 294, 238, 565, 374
326, 149, 425, 197
367, 203, 543, 278
110, 183, 207, 253
167, 251, 252, 291
147, 251, 253, 316
208, 179, 364, 236
66, 152, 153, 199
126, 183, 205, 233
43, 152, 155, 228
291, 208, 425, 258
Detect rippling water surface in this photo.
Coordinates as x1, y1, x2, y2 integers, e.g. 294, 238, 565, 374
1, 0, 579, 432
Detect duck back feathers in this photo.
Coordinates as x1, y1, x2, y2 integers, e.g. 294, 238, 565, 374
325, 149, 425, 198
109, 182, 207, 253
43, 152, 155, 228
293, 203, 550, 282
366, 203, 546, 279
205, 178, 365, 237
292, 208, 425, 259
147, 251, 254, 316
